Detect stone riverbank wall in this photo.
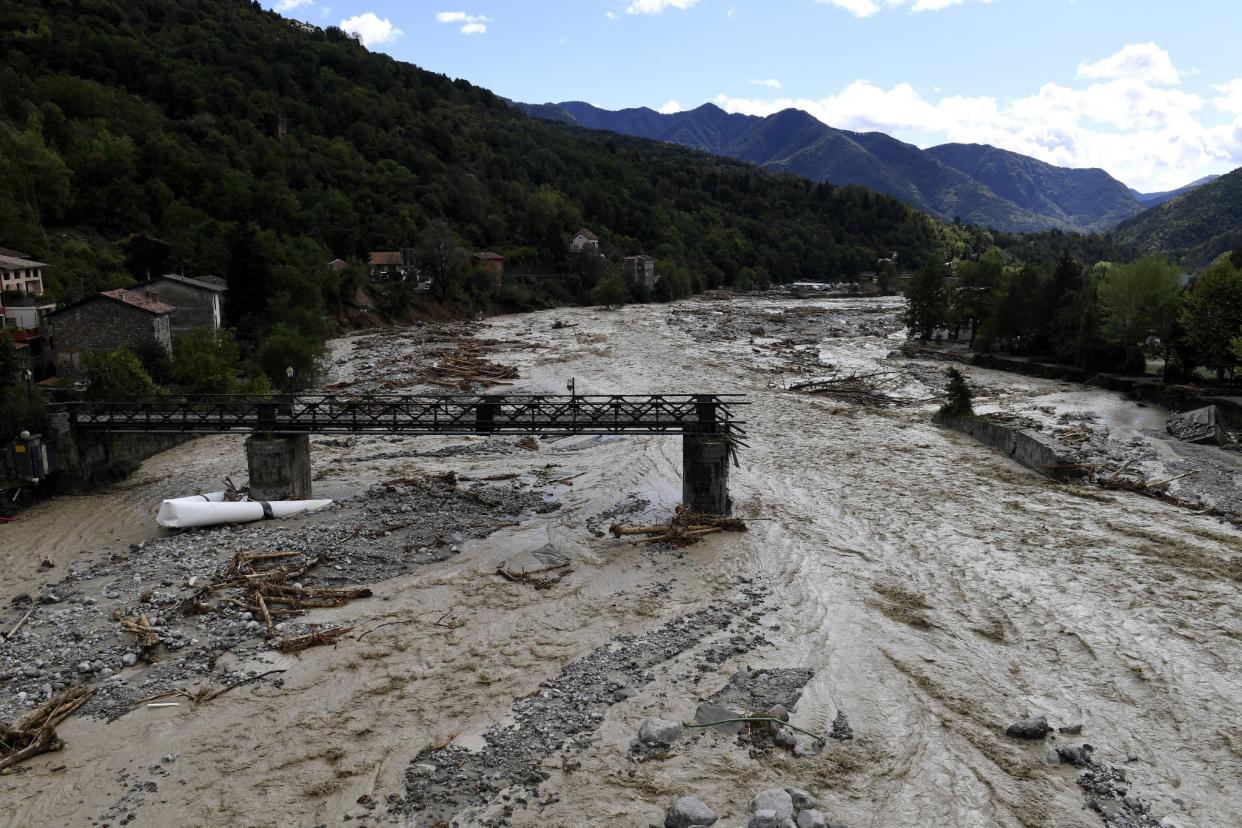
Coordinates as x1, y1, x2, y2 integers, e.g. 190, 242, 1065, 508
934, 413, 1084, 481
45, 411, 192, 491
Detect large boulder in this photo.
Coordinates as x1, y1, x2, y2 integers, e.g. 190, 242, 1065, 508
750, 788, 795, 821
1005, 714, 1050, 739
797, 811, 828, 828
665, 796, 718, 827
639, 717, 684, 745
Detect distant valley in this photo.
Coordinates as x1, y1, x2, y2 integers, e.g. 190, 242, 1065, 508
521, 100, 1216, 235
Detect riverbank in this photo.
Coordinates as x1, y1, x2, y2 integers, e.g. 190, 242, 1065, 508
901, 339, 1242, 435
2, 295, 1240, 827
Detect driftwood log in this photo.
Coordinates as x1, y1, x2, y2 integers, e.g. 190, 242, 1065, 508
0, 686, 95, 771
610, 507, 748, 548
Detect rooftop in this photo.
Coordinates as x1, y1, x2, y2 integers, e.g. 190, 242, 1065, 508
0, 254, 48, 272
150, 273, 227, 293
369, 251, 404, 266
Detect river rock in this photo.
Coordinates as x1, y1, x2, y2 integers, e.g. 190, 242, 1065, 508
796, 810, 828, 828
122, 653, 139, 667
639, 717, 683, 744
664, 796, 718, 827
1005, 714, 1050, 739
773, 727, 796, 748
785, 787, 818, 811
751, 788, 794, 820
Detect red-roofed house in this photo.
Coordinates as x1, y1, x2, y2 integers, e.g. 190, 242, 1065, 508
368, 251, 407, 280
47, 288, 175, 373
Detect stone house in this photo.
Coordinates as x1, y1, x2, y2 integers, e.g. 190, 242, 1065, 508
47, 288, 174, 374
470, 251, 505, 288
569, 229, 599, 254
623, 255, 657, 291
140, 273, 226, 335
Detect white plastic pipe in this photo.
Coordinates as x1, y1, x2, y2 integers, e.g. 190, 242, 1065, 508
157, 494, 332, 529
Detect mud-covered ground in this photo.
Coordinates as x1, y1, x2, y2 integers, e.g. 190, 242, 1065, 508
1, 295, 1240, 828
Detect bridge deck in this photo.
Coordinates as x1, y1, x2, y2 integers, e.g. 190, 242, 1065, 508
65, 394, 747, 438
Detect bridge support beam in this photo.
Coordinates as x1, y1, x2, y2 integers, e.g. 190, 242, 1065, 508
682, 434, 731, 515
246, 434, 312, 501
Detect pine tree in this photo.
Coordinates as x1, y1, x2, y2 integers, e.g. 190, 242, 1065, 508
939, 368, 974, 417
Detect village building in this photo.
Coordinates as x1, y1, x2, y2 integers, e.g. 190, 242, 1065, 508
0, 250, 55, 332
0, 251, 46, 297
368, 251, 408, 280
569, 229, 600, 254
46, 288, 174, 374
328, 258, 349, 272
623, 254, 657, 291
140, 273, 226, 335
471, 251, 505, 287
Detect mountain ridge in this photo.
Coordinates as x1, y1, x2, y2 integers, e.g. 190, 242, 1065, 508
519, 100, 1216, 235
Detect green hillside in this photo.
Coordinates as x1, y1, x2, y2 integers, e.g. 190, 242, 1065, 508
1113, 168, 1242, 268
0, 0, 944, 363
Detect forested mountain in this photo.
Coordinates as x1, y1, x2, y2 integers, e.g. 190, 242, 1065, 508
521, 101, 1164, 234
1114, 168, 1242, 267
0, 0, 957, 370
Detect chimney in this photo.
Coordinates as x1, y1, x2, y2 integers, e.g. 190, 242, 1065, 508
148, 290, 158, 303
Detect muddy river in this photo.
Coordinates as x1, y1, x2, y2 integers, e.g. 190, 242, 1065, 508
1, 295, 1239, 828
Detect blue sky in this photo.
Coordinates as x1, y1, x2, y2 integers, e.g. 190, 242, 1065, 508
264, 0, 1242, 192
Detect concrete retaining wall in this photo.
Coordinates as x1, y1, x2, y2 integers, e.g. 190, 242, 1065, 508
934, 412, 1083, 480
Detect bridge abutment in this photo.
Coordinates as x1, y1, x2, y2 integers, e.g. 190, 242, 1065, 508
682, 434, 731, 515
246, 434, 312, 501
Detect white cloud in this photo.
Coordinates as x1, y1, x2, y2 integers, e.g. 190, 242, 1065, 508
749, 78, 783, 89
711, 45, 1242, 191
436, 10, 491, 34
658, 100, 684, 114
1214, 79, 1242, 115
627, 0, 700, 14
1077, 42, 1181, 85
275, 0, 315, 12
606, 10, 619, 19
339, 12, 403, 46
814, 0, 988, 17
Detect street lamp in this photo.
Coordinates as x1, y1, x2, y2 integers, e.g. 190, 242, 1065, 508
285, 365, 294, 394
22, 369, 32, 404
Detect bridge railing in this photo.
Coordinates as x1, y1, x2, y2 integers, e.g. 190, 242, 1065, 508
63, 393, 748, 438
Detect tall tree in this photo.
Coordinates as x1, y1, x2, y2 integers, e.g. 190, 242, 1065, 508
903, 260, 949, 340
1182, 256, 1242, 381
1097, 255, 1182, 353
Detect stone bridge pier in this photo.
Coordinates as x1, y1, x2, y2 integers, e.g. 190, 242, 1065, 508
245, 434, 312, 501
681, 395, 732, 515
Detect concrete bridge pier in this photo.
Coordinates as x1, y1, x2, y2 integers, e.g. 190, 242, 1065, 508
682, 433, 732, 516
246, 434, 312, 501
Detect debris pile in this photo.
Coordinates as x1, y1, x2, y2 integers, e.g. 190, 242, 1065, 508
0, 686, 94, 770
609, 508, 748, 548
176, 549, 369, 651
420, 342, 519, 390
788, 370, 913, 407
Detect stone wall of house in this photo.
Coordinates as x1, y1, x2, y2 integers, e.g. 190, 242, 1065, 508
50, 300, 170, 372
148, 280, 220, 335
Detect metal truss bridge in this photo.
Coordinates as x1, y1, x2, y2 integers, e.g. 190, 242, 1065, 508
65, 394, 747, 440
